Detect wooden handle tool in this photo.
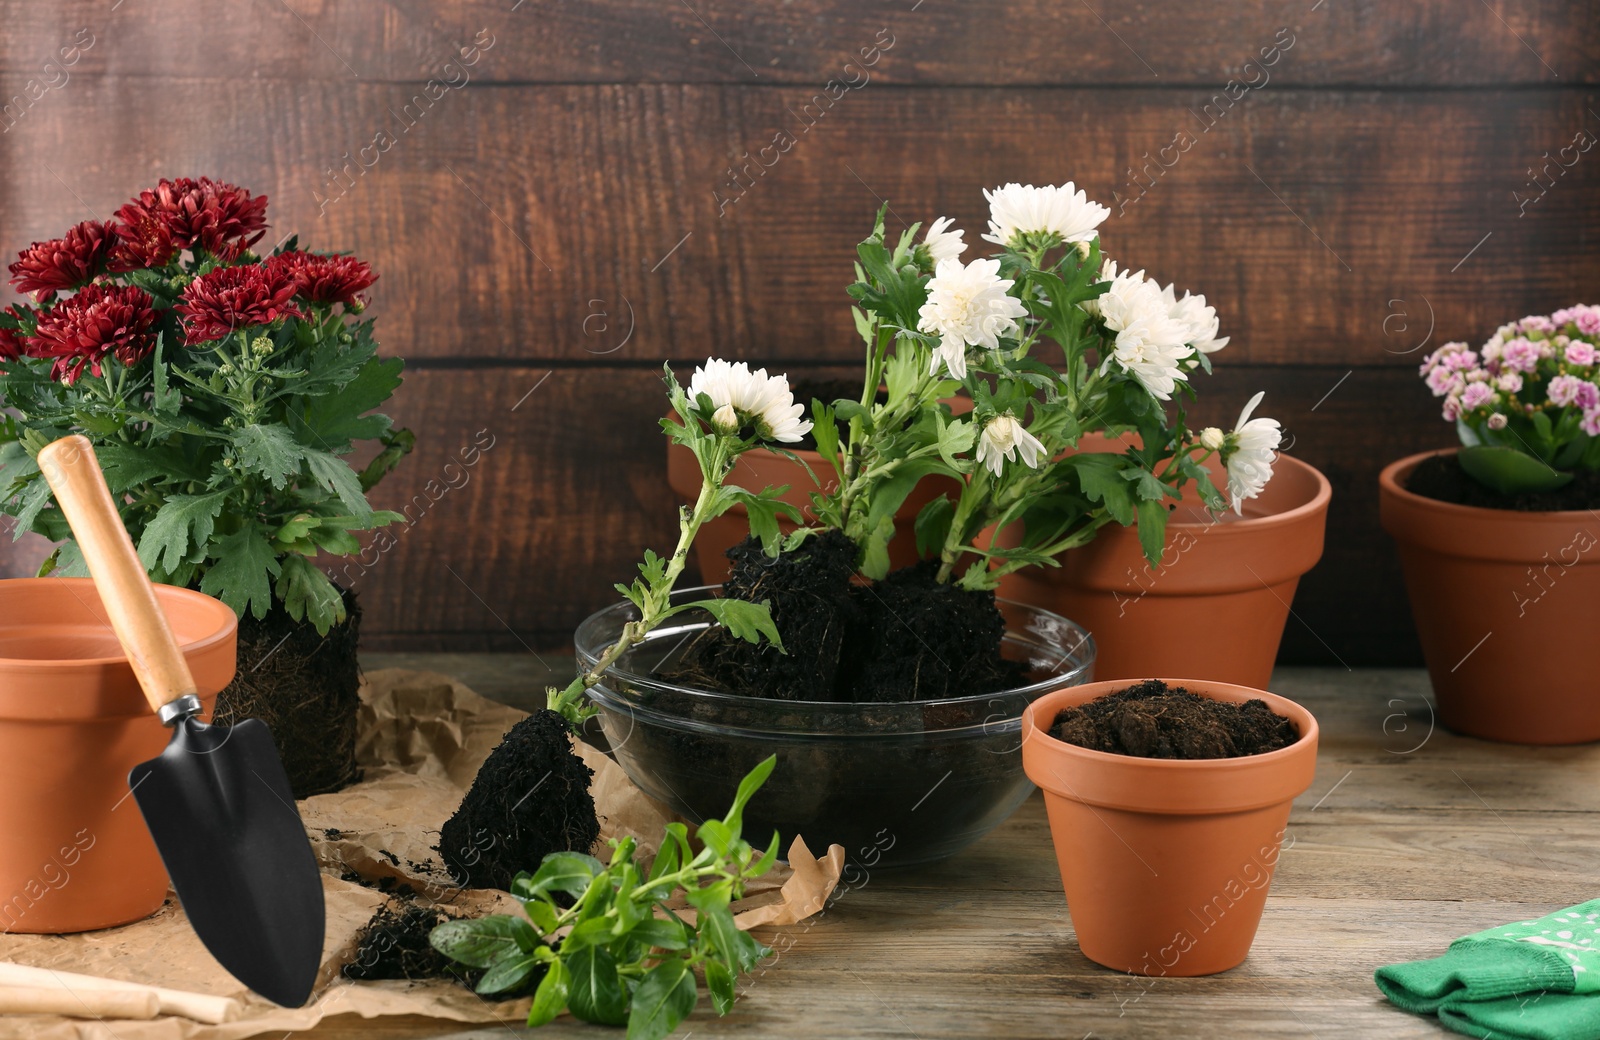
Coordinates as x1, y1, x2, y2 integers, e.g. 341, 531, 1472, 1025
0, 962, 242, 1024
36, 435, 199, 721
0, 984, 161, 1019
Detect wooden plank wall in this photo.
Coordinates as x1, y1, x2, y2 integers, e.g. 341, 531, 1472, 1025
1, 1, 1596, 664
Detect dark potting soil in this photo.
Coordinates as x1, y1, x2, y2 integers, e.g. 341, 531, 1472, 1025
1406, 452, 1600, 511
342, 901, 480, 986
212, 586, 363, 798
663, 532, 1026, 702
436, 709, 600, 891
1049, 680, 1299, 759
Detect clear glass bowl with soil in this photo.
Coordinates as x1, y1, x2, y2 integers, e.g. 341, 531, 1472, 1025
577, 588, 1095, 869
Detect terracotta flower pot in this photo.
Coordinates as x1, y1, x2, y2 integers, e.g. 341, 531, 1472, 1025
998, 436, 1331, 688
1380, 449, 1600, 744
1021, 679, 1318, 976
0, 578, 237, 934
667, 396, 971, 584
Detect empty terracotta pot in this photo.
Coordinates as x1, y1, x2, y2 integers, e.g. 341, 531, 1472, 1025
1380, 449, 1600, 744
1022, 679, 1318, 976
0, 578, 237, 933
998, 436, 1330, 688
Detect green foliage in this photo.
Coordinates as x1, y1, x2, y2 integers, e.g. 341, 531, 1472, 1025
1457, 444, 1575, 494
0, 246, 410, 636
430, 757, 782, 1040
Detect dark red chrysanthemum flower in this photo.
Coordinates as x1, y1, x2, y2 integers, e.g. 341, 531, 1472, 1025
27, 285, 159, 384
0, 307, 30, 365
269, 250, 378, 307
112, 177, 269, 263
108, 210, 178, 271
8, 221, 117, 300
176, 262, 303, 344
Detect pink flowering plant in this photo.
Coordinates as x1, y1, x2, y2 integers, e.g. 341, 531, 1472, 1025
1419, 303, 1600, 494
0, 177, 411, 634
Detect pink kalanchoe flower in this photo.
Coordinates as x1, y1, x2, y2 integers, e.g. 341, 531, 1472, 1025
1520, 315, 1555, 334
1487, 412, 1509, 431
1500, 339, 1543, 373
1420, 341, 1467, 376
1496, 371, 1524, 394
1548, 374, 1587, 408
1577, 310, 1600, 337
1583, 407, 1600, 437
1565, 342, 1597, 367
1444, 350, 1479, 372
1460, 382, 1495, 411
1425, 366, 1462, 397
1577, 381, 1600, 411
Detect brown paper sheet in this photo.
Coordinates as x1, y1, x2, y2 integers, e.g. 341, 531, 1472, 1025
0, 669, 843, 1039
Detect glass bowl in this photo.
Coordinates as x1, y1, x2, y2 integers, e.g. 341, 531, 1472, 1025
576, 588, 1095, 868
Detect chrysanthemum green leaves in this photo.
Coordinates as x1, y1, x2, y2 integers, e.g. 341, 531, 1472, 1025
200, 525, 282, 621
137, 491, 228, 572
433, 758, 780, 1040
685, 597, 783, 651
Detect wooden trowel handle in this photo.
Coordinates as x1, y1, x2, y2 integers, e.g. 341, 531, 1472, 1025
38, 435, 198, 716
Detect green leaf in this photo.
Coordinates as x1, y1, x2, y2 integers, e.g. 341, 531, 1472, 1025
305, 448, 373, 518
526, 956, 570, 1028
914, 496, 955, 558
274, 555, 347, 635
705, 960, 737, 1016
568, 945, 628, 1026
526, 851, 605, 899
1070, 454, 1134, 526
232, 423, 304, 489
476, 953, 541, 995
1134, 498, 1169, 566
198, 525, 281, 620
726, 754, 776, 836
689, 598, 783, 652
137, 491, 228, 573
358, 427, 414, 492
698, 902, 766, 973
630, 917, 691, 951
289, 355, 403, 450
1457, 445, 1573, 494
429, 915, 539, 970
626, 958, 696, 1040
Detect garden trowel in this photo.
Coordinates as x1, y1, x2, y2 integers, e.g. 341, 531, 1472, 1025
38, 435, 324, 1008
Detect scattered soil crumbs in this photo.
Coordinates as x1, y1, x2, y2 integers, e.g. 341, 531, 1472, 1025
665, 533, 1025, 702
1406, 453, 1600, 511
1049, 680, 1299, 759
343, 901, 478, 985
436, 710, 599, 891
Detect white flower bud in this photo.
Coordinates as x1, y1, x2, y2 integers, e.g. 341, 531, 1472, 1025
712, 403, 739, 434
1200, 427, 1225, 451
1487, 412, 1508, 430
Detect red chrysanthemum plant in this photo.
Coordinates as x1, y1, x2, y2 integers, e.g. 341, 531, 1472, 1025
0, 178, 411, 635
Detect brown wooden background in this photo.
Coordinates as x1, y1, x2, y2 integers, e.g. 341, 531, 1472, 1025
1, 1, 1596, 664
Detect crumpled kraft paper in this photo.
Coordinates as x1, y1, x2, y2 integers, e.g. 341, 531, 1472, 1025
0, 669, 844, 1039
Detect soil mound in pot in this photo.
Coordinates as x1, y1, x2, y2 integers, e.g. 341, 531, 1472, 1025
1048, 679, 1298, 759
436, 710, 600, 890
343, 901, 477, 985
665, 532, 1026, 702
213, 586, 362, 798
1406, 453, 1600, 511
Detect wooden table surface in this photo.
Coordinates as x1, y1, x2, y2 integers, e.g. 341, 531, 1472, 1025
300, 657, 1599, 1040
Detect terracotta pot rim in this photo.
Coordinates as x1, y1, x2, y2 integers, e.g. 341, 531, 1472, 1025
1023, 678, 1317, 767
1380, 447, 1600, 521
1022, 678, 1320, 814
0, 578, 237, 670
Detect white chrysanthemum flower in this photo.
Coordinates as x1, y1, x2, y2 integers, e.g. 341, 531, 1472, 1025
689, 358, 813, 443
975, 413, 1046, 478
922, 216, 967, 262
1223, 391, 1282, 512
916, 257, 1028, 379
981, 182, 1110, 249
1097, 272, 1194, 400
1161, 282, 1229, 355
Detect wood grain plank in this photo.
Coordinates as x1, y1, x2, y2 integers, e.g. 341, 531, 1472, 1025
2, 82, 1594, 368
4, 0, 1594, 86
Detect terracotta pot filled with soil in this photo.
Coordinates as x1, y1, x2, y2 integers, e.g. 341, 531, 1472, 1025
578, 532, 1095, 868
667, 382, 968, 585
1381, 449, 1600, 744
998, 434, 1330, 689
212, 586, 363, 798
1022, 678, 1317, 976
0, 578, 237, 934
